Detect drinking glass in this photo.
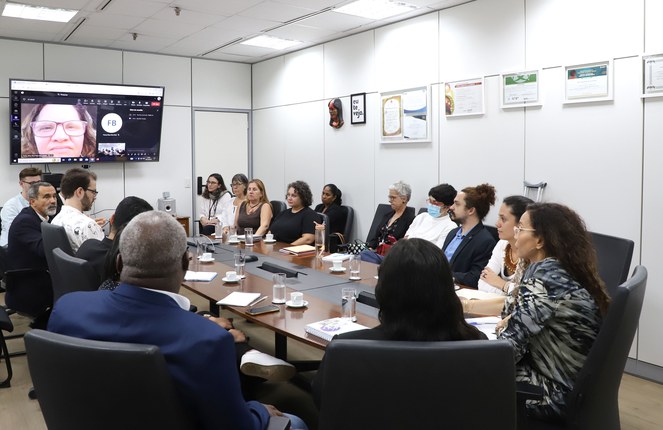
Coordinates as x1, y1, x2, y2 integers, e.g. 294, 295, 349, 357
245, 227, 254, 247
349, 254, 361, 280
341, 287, 357, 321
272, 273, 286, 304
234, 253, 246, 278
314, 226, 325, 259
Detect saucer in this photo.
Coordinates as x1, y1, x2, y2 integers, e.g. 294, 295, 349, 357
221, 276, 241, 283
227, 240, 240, 244
198, 257, 214, 263
330, 267, 346, 272
264, 239, 277, 243
349, 276, 361, 281
285, 300, 308, 308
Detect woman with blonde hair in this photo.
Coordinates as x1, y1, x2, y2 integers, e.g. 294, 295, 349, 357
234, 179, 272, 236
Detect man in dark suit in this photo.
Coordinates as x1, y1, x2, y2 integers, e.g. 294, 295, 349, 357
48, 211, 307, 430
442, 183, 497, 288
6, 182, 58, 315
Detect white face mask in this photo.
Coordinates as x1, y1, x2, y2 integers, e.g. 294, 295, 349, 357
427, 203, 442, 218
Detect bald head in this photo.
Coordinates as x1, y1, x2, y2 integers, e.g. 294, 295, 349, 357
119, 211, 188, 291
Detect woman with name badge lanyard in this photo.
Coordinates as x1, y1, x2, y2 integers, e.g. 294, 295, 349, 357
199, 173, 231, 236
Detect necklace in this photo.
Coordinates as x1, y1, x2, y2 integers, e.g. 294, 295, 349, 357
504, 243, 517, 275
246, 202, 260, 214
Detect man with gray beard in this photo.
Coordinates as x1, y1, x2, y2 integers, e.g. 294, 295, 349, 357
7, 181, 58, 271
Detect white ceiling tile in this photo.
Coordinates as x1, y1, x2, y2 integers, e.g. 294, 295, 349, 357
212, 15, 281, 34
103, 0, 168, 18
273, 0, 343, 9
198, 51, 255, 63
149, 7, 226, 26
239, 1, 317, 23
268, 24, 337, 42
109, 33, 175, 52
219, 43, 277, 57
83, 12, 145, 29
180, 0, 264, 16
133, 18, 208, 39
67, 24, 126, 40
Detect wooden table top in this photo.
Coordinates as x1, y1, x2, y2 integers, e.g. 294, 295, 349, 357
183, 239, 379, 350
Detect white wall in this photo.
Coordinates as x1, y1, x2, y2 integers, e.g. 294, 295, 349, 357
0, 40, 251, 233
251, 0, 663, 369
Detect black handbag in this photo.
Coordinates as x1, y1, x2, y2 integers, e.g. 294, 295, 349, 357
339, 239, 367, 255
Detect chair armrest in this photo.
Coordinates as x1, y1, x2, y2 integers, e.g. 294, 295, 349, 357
267, 415, 291, 430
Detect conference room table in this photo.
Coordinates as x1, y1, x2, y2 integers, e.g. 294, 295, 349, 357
182, 238, 380, 359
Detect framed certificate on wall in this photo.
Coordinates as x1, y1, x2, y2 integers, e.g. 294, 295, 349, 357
564, 60, 613, 104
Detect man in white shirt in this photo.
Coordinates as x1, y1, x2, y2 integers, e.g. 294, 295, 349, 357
0, 167, 42, 247
51, 167, 104, 252
404, 183, 458, 248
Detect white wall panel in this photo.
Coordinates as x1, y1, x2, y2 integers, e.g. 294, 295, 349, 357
253, 107, 287, 200
192, 59, 251, 109
439, 0, 524, 80
524, 58, 642, 252
324, 32, 376, 98
252, 56, 285, 109
124, 106, 193, 220
375, 13, 439, 91
645, 0, 663, 53
526, 0, 643, 68
640, 96, 663, 367
323, 94, 376, 241
282, 46, 324, 105
0, 39, 43, 97
44, 44, 122, 84
123, 52, 191, 107
439, 76, 525, 227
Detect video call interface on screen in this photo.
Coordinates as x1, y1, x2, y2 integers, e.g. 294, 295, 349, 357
9, 80, 165, 164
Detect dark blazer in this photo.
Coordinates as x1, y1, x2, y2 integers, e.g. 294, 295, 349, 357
442, 222, 496, 288
366, 209, 416, 249
48, 283, 270, 430
76, 237, 113, 284
7, 206, 49, 271
314, 203, 347, 235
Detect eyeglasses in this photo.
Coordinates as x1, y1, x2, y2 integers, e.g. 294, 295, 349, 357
231, 182, 243, 187
31, 120, 87, 137
206, 181, 219, 185
85, 188, 99, 196
513, 226, 536, 236
21, 180, 41, 186
387, 195, 401, 201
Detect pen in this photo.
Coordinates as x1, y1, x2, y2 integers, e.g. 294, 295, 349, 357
248, 296, 267, 307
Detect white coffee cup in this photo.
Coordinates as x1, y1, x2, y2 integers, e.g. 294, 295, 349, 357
202, 252, 213, 261
290, 292, 304, 306
265, 233, 274, 241
225, 271, 237, 281
332, 259, 343, 270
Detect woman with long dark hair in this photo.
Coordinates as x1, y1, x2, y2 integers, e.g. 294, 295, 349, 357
498, 202, 610, 421
313, 239, 485, 406
314, 184, 346, 235
199, 173, 231, 235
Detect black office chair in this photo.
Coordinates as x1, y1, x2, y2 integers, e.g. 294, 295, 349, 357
417, 206, 428, 214
317, 339, 516, 430
341, 205, 354, 242
41, 223, 74, 290
3, 268, 52, 326
51, 247, 100, 302
365, 203, 415, 243
25, 329, 196, 430
485, 225, 500, 242
590, 231, 634, 298
25, 329, 290, 430
519, 265, 648, 430
0, 306, 14, 388
270, 200, 287, 220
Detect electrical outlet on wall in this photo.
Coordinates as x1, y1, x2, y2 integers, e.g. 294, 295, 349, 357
184, 178, 192, 188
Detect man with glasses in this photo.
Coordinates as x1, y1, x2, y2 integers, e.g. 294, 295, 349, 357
1, 167, 42, 247
51, 167, 104, 252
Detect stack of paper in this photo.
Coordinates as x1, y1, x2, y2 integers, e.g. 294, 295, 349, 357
456, 289, 504, 300
279, 244, 316, 256
217, 292, 261, 306
465, 316, 501, 340
305, 317, 369, 341
184, 271, 218, 282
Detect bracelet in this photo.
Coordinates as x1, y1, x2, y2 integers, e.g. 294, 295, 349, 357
502, 281, 509, 293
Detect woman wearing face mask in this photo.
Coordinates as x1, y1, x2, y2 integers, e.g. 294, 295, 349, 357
403, 183, 458, 248
477, 195, 534, 295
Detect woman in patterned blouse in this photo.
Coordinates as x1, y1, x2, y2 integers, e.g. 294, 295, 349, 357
498, 203, 610, 422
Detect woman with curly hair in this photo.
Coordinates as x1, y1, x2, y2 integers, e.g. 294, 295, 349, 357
269, 180, 319, 245
498, 202, 610, 422
21, 103, 97, 158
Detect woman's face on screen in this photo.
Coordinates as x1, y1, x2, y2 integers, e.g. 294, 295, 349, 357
33, 104, 86, 157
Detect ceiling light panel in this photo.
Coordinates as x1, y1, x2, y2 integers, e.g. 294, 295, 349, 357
2, 2, 79, 22
333, 0, 417, 20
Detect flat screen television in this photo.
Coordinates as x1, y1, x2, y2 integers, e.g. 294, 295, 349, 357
9, 79, 165, 165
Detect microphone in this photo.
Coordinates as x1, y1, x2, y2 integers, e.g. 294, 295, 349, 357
197, 234, 216, 253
